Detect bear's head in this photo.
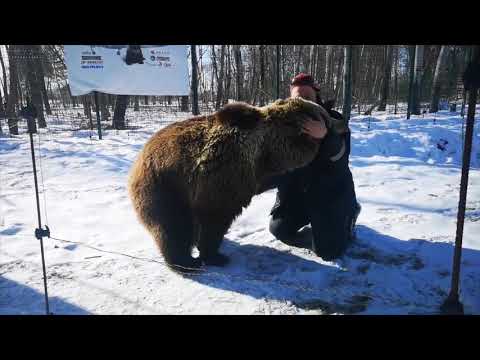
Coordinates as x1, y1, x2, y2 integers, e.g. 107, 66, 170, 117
215, 97, 347, 180
258, 97, 347, 177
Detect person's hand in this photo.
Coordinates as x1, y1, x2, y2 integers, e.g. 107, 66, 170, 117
301, 117, 328, 139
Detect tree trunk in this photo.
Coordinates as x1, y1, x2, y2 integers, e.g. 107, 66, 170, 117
393, 46, 399, 114
281, 45, 287, 98
211, 45, 218, 107
334, 48, 344, 102
412, 45, 424, 115
325, 45, 334, 99
295, 45, 303, 74
144, 96, 149, 105
429, 45, 447, 113
371, 48, 383, 102
378, 45, 393, 111
249, 46, 258, 104
83, 95, 93, 129
276, 45, 281, 99
259, 45, 266, 105
6, 45, 19, 135
101, 93, 110, 121
460, 46, 472, 117
16, 70, 23, 107
215, 45, 226, 110
23, 45, 47, 128
66, 84, 77, 108
31, 45, 51, 115
308, 45, 316, 75
112, 95, 128, 130
233, 45, 244, 101
447, 47, 460, 101
134, 96, 140, 111
224, 45, 232, 105
407, 45, 416, 119
181, 96, 189, 112
71, 93, 78, 107
190, 45, 199, 115
342, 46, 353, 124
0, 46, 8, 103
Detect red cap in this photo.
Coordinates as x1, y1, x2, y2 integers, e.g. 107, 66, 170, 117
291, 73, 321, 91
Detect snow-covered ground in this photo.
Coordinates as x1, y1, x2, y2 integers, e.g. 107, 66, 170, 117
1, 107, 479, 315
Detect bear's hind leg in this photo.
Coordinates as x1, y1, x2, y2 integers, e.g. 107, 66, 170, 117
195, 214, 232, 267
149, 187, 202, 273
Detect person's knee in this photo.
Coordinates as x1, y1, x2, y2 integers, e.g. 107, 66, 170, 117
269, 217, 299, 244
269, 217, 288, 240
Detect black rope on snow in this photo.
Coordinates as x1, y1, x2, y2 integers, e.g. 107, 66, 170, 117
46, 234, 438, 313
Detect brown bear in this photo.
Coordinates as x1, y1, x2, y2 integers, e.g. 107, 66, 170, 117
128, 97, 347, 273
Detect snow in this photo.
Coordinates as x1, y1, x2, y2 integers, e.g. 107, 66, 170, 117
1, 106, 480, 315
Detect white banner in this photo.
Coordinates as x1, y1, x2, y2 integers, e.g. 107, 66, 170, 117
64, 45, 190, 96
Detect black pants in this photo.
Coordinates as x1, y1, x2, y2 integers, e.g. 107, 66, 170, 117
269, 172, 358, 261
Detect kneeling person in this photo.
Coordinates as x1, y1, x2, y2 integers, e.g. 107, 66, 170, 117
259, 73, 361, 260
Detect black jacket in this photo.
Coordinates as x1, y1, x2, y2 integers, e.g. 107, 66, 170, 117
258, 108, 353, 216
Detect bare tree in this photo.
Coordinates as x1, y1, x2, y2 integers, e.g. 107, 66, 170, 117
412, 45, 425, 115
82, 95, 93, 128
134, 96, 140, 112
334, 47, 344, 102
429, 45, 447, 113
101, 93, 110, 121
215, 45, 226, 110
0, 46, 8, 103
342, 45, 353, 123
325, 45, 334, 99
378, 45, 393, 111
181, 96, 189, 112
233, 45, 244, 101
308, 45, 316, 75
32, 46, 51, 115
190, 45, 199, 115
22, 45, 47, 128
393, 46, 399, 114
112, 95, 128, 130
6, 45, 19, 135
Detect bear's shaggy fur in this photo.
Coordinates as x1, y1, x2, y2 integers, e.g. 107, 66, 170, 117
128, 97, 346, 273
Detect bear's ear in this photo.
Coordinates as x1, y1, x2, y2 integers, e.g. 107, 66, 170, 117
217, 103, 261, 130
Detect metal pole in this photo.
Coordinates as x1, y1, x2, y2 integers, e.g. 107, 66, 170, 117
94, 91, 102, 140
441, 45, 479, 314
27, 117, 50, 315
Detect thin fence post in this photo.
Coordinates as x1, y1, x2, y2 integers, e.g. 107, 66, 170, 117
26, 112, 51, 315
441, 45, 480, 314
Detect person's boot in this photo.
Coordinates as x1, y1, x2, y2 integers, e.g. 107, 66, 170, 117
278, 229, 312, 249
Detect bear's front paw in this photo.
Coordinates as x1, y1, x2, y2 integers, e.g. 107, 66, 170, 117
201, 253, 230, 267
